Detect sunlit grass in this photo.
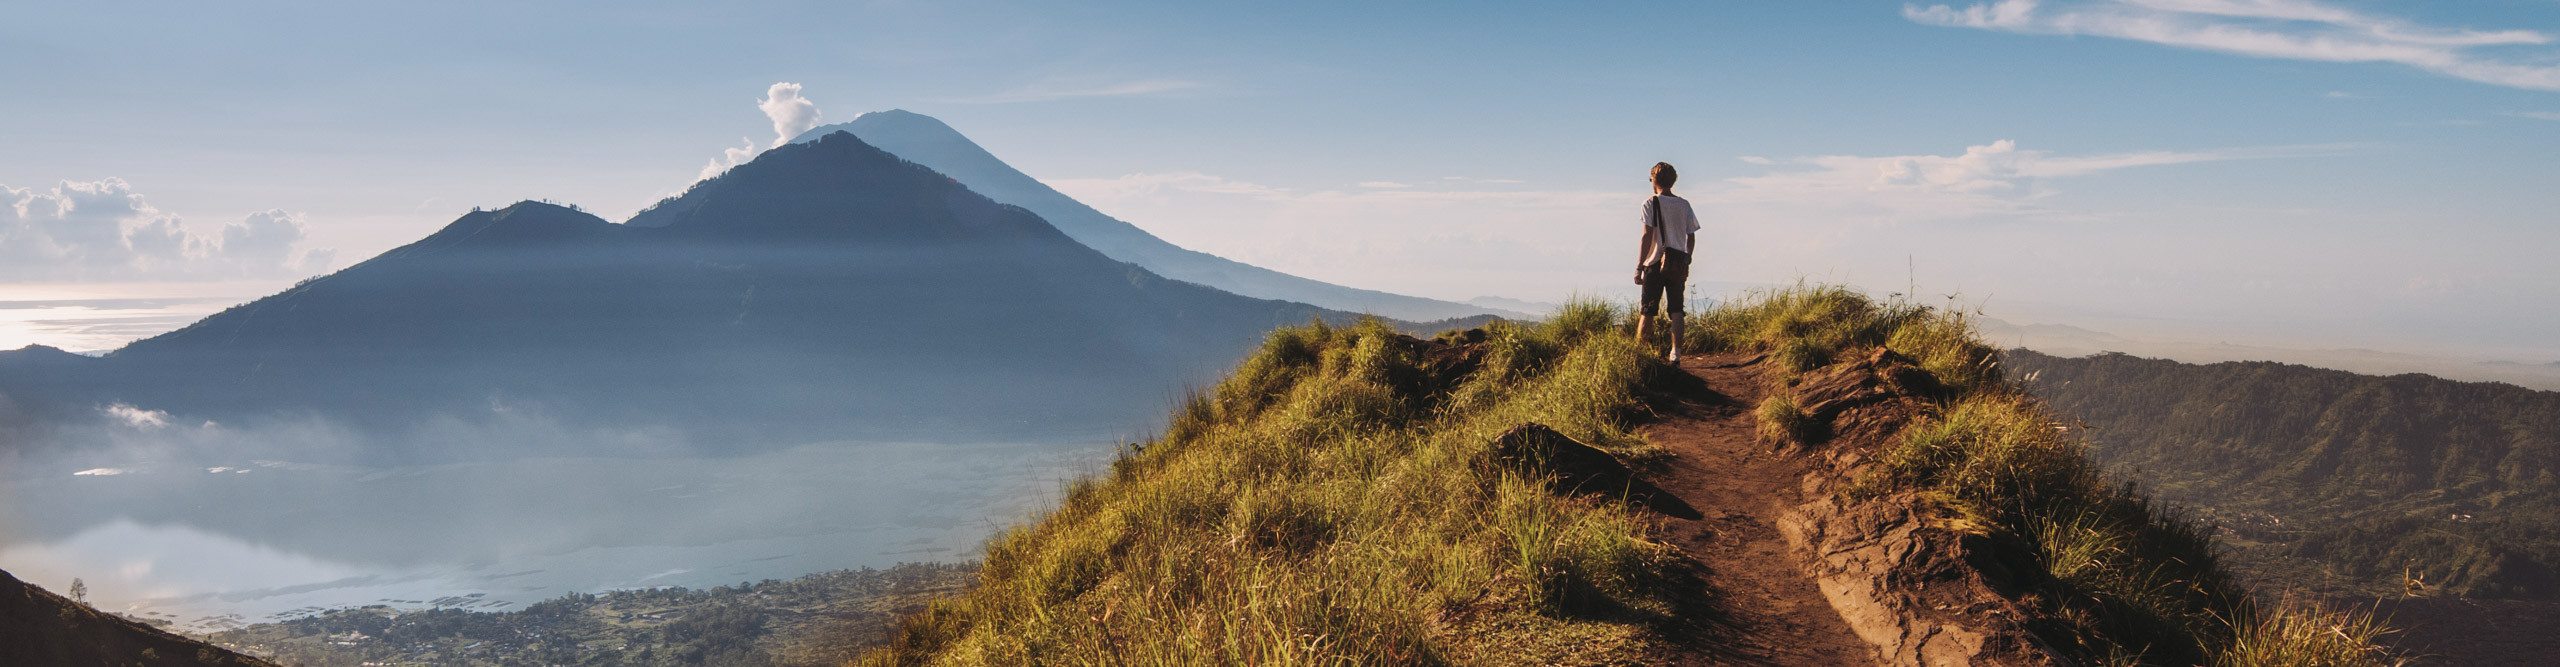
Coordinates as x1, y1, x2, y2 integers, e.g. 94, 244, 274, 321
858, 302, 1672, 665
861, 285, 2401, 666
1716, 283, 2396, 666
2214, 597, 2401, 667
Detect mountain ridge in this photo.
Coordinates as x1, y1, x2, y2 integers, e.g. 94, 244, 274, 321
0, 131, 1386, 460
743, 110, 1527, 321
2008, 348, 2560, 599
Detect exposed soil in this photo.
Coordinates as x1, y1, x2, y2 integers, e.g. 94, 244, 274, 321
1632, 353, 1882, 666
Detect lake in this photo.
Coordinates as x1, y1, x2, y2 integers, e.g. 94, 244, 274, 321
0, 439, 1111, 632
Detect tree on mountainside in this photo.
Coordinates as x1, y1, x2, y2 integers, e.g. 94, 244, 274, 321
67, 578, 86, 604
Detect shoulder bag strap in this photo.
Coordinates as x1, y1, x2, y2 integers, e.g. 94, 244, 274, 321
1647, 195, 1666, 264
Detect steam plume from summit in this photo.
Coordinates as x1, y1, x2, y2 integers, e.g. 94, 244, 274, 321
759, 83, 821, 149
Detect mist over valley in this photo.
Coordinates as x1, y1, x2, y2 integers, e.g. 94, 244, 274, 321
0, 117, 1500, 638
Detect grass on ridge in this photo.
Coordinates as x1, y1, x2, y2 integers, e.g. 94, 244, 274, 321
861, 302, 1680, 665
1699, 283, 2398, 667
861, 284, 2400, 666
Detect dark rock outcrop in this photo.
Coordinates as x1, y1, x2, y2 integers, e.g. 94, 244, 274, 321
1792, 348, 1943, 446
1767, 348, 2068, 665
1489, 423, 1700, 520
1780, 496, 2065, 667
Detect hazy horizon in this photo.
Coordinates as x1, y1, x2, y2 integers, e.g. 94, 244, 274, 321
6, 6, 2560, 662
6, 1, 2557, 369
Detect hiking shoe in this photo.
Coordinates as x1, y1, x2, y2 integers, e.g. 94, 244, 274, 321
1667, 350, 1682, 364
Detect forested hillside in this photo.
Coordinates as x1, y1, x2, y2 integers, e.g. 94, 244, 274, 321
2009, 349, 2560, 599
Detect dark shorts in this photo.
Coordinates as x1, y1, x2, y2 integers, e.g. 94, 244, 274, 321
1640, 255, 1688, 317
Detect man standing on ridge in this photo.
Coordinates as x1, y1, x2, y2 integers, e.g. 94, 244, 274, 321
1635, 162, 1700, 363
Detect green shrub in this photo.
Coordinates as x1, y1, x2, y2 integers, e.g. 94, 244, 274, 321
1883, 308, 2000, 395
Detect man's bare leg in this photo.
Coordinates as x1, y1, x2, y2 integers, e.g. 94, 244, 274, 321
1667, 313, 1686, 363
1636, 315, 1656, 350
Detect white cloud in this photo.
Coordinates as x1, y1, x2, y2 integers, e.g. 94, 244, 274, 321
690, 83, 824, 183
758, 82, 822, 149
2506, 111, 2560, 121
222, 210, 315, 271
103, 402, 171, 430
1357, 181, 1413, 189
0, 178, 333, 281
698, 137, 759, 181
1717, 139, 2253, 222
1905, 0, 2560, 91
1737, 156, 1775, 165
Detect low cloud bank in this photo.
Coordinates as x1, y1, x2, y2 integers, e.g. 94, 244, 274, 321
0, 178, 334, 281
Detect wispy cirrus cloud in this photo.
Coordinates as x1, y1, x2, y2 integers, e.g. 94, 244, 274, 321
1715, 139, 2296, 222
945, 78, 1204, 104
1040, 139, 2273, 300
1047, 171, 1295, 201
1905, 0, 2560, 91
2507, 111, 2560, 121
1052, 140, 2287, 235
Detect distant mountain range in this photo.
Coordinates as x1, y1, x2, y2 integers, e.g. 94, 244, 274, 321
2009, 349, 2560, 599
757, 110, 1526, 322
1, 132, 1408, 460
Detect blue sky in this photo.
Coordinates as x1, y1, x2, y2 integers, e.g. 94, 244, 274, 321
4, 1, 2557, 361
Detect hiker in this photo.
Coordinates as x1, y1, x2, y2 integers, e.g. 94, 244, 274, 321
1635, 161, 1700, 363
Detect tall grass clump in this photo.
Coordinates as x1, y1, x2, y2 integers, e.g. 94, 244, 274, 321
859, 301, 1678, 666
1755, 395, 1813, 446
2214, 598, 2401, 667
1701, 283, 2397, 666
1683, 281, 1998, 393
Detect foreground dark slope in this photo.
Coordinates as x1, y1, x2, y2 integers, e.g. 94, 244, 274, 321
2009, 349, 2560, 599
757, 110, 1516, 322
0, 132, 1359, 457
853, 289, 2393, 666
1, 568, 277, 667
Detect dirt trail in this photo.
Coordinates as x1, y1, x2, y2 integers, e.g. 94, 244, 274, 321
1638, 353, 1880, 667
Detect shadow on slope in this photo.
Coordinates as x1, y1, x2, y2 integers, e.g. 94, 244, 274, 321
0, 568, 275, 667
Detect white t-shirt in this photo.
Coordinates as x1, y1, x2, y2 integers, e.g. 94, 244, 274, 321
1641, 194, 1702, 261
